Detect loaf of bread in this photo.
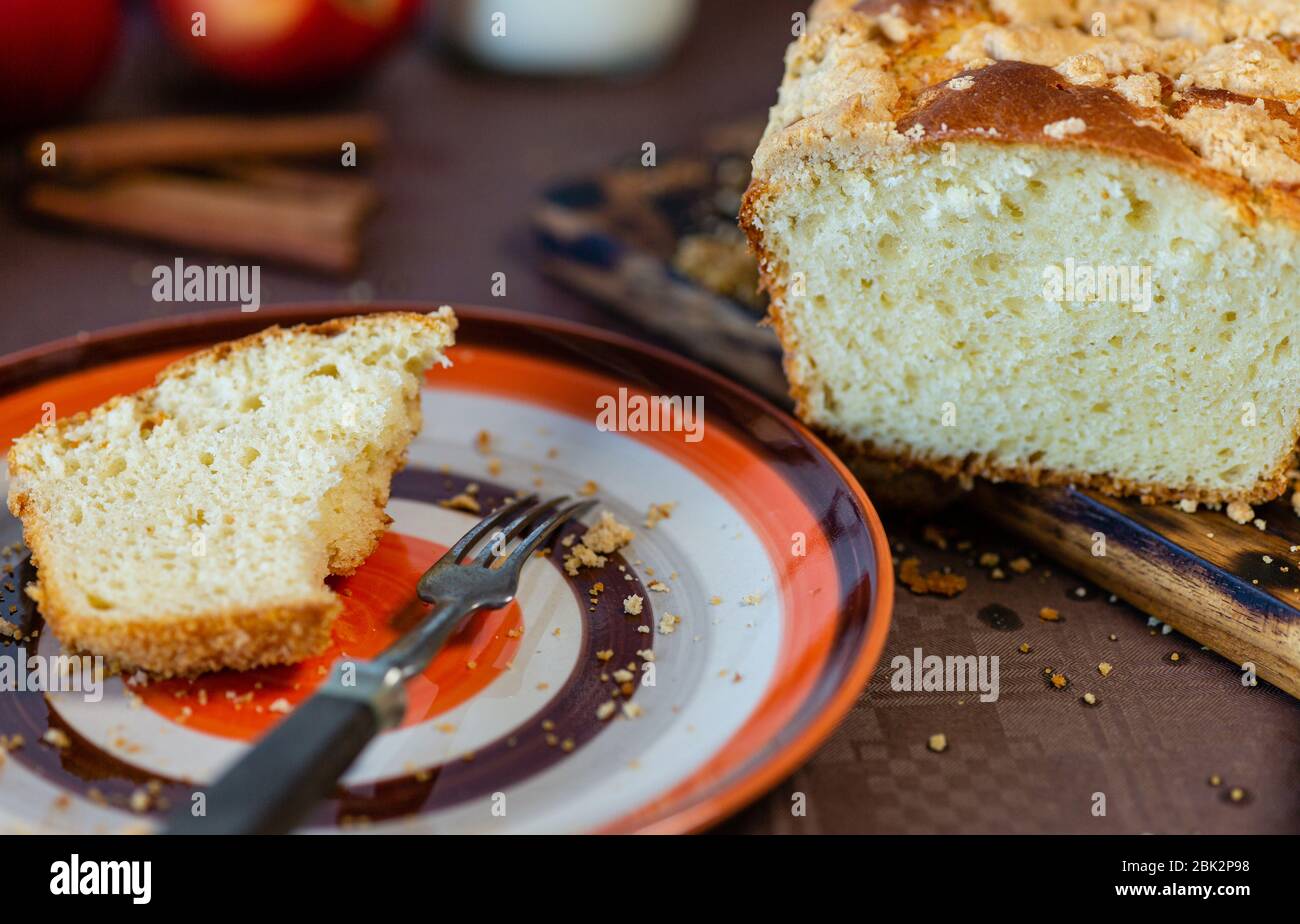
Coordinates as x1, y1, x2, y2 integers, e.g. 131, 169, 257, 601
5, 310, 456, 675
742, 0, 1300, 504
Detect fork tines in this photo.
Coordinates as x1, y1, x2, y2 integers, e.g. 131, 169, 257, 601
436, 493, 596, 572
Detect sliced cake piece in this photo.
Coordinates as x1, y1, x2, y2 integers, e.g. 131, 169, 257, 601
5, 309, 456, 675
742, 1, 1300, 505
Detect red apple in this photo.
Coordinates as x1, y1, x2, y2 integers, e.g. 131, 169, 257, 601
0, 0, 121, 130
154, 0, 422, 91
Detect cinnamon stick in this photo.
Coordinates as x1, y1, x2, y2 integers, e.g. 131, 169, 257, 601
26, 172, 365, 273
26, 114, 384, 176
215, 163, 379, 219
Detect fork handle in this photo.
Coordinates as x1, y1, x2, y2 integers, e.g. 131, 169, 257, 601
163, 666, 405, 835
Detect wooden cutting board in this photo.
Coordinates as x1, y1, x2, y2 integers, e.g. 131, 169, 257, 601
531, 120, 1300, 699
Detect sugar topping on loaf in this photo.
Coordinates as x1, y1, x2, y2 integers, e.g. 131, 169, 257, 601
756, 0, 1300, 210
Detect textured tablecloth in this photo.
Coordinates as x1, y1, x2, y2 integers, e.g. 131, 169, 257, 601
720, 503, 1300, 834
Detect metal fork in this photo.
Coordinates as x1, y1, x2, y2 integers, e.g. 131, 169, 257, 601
163, 493, 594, 835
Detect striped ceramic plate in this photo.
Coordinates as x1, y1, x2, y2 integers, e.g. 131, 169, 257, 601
0, 305, 891, 834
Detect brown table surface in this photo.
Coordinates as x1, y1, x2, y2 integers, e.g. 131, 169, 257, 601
1, 2, 1296, 835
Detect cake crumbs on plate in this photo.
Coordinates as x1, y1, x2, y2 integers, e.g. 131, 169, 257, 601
563, 543, 606, 576
657, 613, 682, 635
562, 511, 634, 576
623, 594, 643, 615
440, 492, 481, 514
1098, 662, 1113, 676
268, 698, 292, 715
474, 429, 493, 454
596, 649, 614, 662
1038, 607, 1061, 622
622, 702, 643, 719
42, 728, 71, 750
927, 733, 947, 753
1008, 556, 1032, 574
577, 480, 598, 497
709, 595, 722, 605
596, 701, 617, 721
644, 501, 676, 529
741, 592, 763, 606
647, 580, 669, 593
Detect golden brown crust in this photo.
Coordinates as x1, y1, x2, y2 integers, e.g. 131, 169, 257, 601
38, 590, 339, 678
896, 60, 1288, 224
902, 61, 1200, 173
827, 430, 1296, 508
849, 0, 985, 104
754, 0, 1300, 224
